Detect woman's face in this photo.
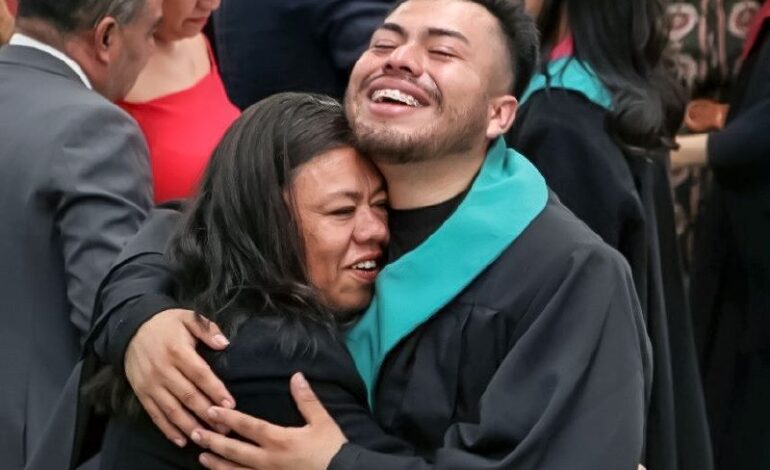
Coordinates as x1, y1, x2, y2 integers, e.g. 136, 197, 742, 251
291, 146, 389, 315
157, 0, 220, 41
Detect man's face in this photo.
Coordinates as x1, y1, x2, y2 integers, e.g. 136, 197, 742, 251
345, 0, 512, 164
106, 0, 163, 99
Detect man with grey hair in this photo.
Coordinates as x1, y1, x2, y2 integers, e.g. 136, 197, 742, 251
0, 0, 160, 467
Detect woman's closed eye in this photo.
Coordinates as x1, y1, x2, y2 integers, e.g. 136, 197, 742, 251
328, 206, 357, 217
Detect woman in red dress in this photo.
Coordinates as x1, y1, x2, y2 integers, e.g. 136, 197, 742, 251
120, 0, 240, 203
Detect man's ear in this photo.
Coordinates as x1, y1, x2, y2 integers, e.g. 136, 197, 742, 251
93, 17, 119, 63
486, 94, 518, 139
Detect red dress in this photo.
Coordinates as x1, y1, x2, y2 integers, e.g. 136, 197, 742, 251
120, 41, 240, 203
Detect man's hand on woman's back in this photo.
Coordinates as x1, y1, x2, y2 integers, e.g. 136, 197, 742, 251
124, 308, 235, 447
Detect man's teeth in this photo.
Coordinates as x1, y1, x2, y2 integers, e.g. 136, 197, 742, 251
372, 89, 421, 107
353, 260, 378, 270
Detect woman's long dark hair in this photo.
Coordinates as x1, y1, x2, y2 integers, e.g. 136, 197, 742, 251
170, 92, 354, 338
536, 0, 685, 153
87, 92, 357, 415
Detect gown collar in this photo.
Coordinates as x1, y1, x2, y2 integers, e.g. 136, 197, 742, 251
520, 56, 613, 111
346, 137, 548, 404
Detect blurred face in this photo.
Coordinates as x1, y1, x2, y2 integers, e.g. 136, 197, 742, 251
104, 0, 163, 99
290, 147, 389, 315
157, 0, 220, 41
345, 0, 513, 164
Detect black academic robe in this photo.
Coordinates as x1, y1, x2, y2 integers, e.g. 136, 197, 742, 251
99, 315, 412, 470
89, 195, 651, 470
507, 90, 714, 470
690, 23, 770, 470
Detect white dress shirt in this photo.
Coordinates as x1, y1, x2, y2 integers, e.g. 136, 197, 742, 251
9, 32, 92, 89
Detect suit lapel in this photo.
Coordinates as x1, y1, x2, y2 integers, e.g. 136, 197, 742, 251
0, 44, 85, 86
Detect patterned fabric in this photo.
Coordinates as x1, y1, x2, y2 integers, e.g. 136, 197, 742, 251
668, 0, 761, 99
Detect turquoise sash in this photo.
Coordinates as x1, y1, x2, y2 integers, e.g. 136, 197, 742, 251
520, 57, 613, 110
346, 137, 548, 404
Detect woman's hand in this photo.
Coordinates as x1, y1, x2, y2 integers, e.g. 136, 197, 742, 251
192, 373, 348, 470
125, 308, 235, 447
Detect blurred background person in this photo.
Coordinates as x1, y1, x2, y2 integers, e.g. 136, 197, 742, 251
119, 0, 239, 203
209, 0, 393, 109
0, 0, 158, 467
667, 0, 761, 269
507, 1, 713, 469
673, 2, 770, 468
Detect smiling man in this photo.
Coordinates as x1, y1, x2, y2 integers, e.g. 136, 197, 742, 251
77, 1, 651, 469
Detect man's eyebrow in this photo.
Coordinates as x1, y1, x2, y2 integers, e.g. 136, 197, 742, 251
376, 23, 470, 45
426, 27, 470, 45
378, 22, 407, 37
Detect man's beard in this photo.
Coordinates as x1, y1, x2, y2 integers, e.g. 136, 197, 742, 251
346, 96, 489, 165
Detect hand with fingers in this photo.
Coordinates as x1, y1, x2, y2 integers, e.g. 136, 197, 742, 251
125, 308, 236, 447
192, 372, 347, 470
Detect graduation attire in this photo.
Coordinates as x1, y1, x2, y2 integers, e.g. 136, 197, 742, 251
331, 139, 652, 469
70, 141, 651, 469
506, 58, 714, 470
690, 7, 770, 468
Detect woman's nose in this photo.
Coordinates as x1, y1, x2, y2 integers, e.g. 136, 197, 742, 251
354, 208, 389, 245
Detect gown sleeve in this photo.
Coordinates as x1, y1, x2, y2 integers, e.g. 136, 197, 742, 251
88, 206, 181, 368
707, 98, 770, 171
329, 244, 652, 470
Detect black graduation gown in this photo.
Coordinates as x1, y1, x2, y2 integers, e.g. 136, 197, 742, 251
330, 194, 650, 469
99, 315, 413, 470
507, 89, 714, 470
88, 194, 651, 470
690, 23, 770, 470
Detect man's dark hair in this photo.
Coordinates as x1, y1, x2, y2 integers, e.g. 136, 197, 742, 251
17, 0, 146, 32
392, 0, 540, 98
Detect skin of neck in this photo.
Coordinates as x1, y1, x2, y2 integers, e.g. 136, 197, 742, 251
16, 18, 102, 92
15, 18, 70, 53
374, 139, 489, 210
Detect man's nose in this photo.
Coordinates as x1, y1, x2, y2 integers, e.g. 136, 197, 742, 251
383, 43, 424, 77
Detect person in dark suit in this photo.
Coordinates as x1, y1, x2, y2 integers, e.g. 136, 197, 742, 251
84, 92, 410, 469
0, 0, 160, 467
210, 0, 394, 109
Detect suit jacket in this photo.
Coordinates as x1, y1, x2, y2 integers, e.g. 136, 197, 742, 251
0, 44, 152, 469
211, 0, 393, 109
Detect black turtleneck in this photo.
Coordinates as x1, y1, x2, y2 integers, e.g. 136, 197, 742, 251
386, 189, 467, 263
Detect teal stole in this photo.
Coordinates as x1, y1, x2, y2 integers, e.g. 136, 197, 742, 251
520, 56, 612, 110
345, 137, 549, 404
